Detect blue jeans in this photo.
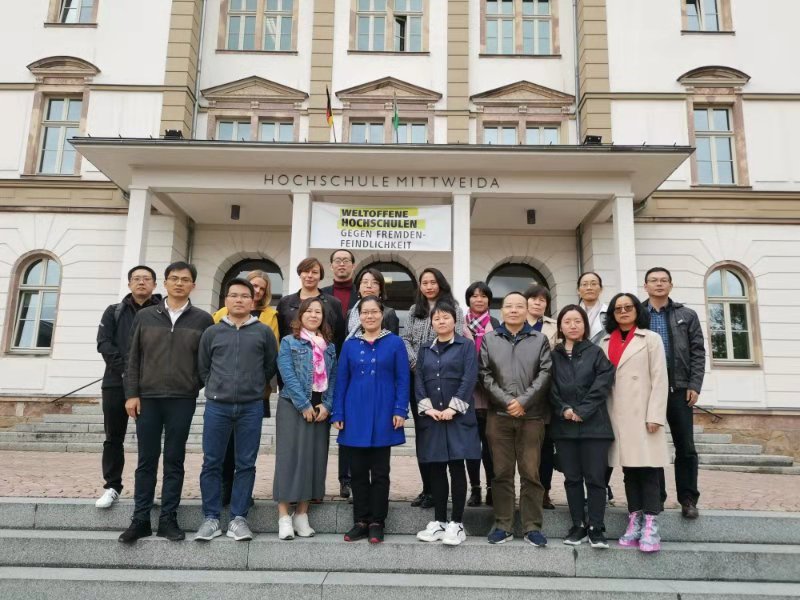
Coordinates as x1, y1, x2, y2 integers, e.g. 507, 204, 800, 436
200, 399, 263, 520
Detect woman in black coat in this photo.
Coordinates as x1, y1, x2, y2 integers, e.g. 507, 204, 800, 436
550, 304, 615, 549
414, 302, 479, 546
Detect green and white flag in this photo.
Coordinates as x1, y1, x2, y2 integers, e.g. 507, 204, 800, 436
392, 93, 400, 142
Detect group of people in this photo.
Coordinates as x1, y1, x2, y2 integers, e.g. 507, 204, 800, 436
96, 250, 705, 553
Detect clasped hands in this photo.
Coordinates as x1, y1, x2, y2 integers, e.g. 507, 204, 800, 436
425, 407, 457, 421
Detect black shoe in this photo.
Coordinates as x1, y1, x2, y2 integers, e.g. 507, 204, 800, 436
340, 482, 351, 499
368, 522, 385, 544
542, 491, 555, 510
681, 499, 699, 519
410, 492, 426, 507
467, 486, 482, 507
156, 518, 185, 541
420, 493, 435, 509
563, 525, 587, 546
587, 525, 609, 549
485, 487, 493, 507
344, 522, 369, 542
118, 519, 152, 544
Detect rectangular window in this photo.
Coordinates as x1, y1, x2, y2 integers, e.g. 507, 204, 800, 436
694, 107, 734, 184
264, 0, 293, 50
59, 0, 94, 23
521, 0, 551, 54
484, 125, 517, 145
525, 125, 559, 145
486, 0, 514, 54
395, 122, 427, 143
357, 0, 387, 51
227, 0, 257, 50
217, 120, 252, 141
686, 0, 719, 32
350, 122, 385, 144
38, 98, 81, 175
393, 0, 423, 51
259, 121, 294, 142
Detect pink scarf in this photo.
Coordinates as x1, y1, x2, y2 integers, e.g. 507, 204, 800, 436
467, 310, 491, 353
300, 328, 329, 392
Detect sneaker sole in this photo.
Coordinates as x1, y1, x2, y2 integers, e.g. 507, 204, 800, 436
442, 537, 465, 546
525, 538, 547, 547
278, 533, 294, 540
563, 537, 587, 546
487, 535, 513, 545
226, 531, 253, 541
416, 533, 445, 542
294, 531, 315, 538
639, 543, 661, 552
618, 539, 639, 548
590, 541, 610, 549
194, 529, 222, 542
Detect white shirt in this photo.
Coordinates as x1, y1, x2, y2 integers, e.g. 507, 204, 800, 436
165, 299, 189, 325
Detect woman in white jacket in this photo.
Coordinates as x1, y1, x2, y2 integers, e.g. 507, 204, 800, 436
578, 272, 608, 345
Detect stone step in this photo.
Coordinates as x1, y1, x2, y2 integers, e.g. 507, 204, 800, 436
669, 443, 763, 455
698, 454, 794, 467
692, 433, 733, 444
0, 568, 797, 600
0, 529, 797, 583
700, 465, 800, 475
3, 500, 799, 545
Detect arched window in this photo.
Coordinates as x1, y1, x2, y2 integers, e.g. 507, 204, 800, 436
218, 258, 283, 308
706, 265, 755, 362
357, 261, 417, 328
486, 262, 548, 313
11, 256, 61, 351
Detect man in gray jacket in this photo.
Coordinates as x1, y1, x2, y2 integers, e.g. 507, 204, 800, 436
195, 278, 278, 542
480, 291, 552, 547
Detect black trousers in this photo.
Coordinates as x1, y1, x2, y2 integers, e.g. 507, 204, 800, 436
659, 387, 700, 504
555, 438, 611, 528
101, 386, 129, 493
350, 446, 391, 525
466, 409, 494, 489
623, 467, 662, 515
339, 446, 351, 485
133, 397, 196, 522
430, 460, 468, 523
539, 425, 555, 492
409, 375, 431, 494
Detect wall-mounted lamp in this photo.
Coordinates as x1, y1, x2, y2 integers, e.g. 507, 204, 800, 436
527, 209, 536, 225
231, 204, 241, 221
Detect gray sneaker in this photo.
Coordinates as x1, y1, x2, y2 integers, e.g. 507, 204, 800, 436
194, 518, 221, 541
227, 516, 254, 541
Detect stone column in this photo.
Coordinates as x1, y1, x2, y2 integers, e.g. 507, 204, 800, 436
611, 193, 637, 293
119, 186, 152, 297
452, 193, 472, 304
288, 191, 312, 293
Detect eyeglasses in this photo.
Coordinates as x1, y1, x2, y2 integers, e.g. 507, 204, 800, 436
166, 276, 193, 284
130, 276, 153, 283
332, 258, 353, 265
646, 278, 671, 285
226, 293, 253, 300
580, 282, 600, 288
360, 310, 382, 317
614, 304, 636, 314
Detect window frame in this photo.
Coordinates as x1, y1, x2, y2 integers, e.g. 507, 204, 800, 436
350, 0, 429, 53
349, 121, 387, 144
45, 0, 99, 26
5, 253, 62, 356
481, 0, 560, 57
681, 0, 733, 33
216, 119, 253, 141
36, 97, 83, 176
693, 106, 736, 185
705, 263, 760, 366
218, 0, 299, 53
394, 121, 428, 144
263, 0, 294, 51
259, 120, 295, 142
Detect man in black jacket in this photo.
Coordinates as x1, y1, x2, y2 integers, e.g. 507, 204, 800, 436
643, 267, 706, 519
118, 262, 214, 543
95, 265, 160, 509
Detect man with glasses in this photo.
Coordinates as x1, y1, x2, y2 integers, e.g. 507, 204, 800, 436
321, 249, 358, 498
643, 267, 706, 519
195, 278, 278, 542
119, 262, 214, 543
95, 265, 161, 509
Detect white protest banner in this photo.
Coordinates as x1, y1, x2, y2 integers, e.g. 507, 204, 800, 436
310, 203, 452, 252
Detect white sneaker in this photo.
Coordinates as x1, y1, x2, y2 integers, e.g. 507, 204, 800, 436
278, 515, 294, 540
292, 512, 315, 537
416, 520, 446, 542
442, 521, 467, 546
95, 488, 119, 509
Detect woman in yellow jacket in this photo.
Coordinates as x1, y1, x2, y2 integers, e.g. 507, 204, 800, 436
212, 270, 279, 505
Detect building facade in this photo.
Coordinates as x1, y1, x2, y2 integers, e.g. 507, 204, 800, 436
1, 0, 798, 450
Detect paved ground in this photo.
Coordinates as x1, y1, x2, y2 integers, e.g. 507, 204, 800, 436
0, 451, 797, 511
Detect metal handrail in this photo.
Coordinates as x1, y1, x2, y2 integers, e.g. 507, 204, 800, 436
48, 378, 103, 405
694, 405, 723, 423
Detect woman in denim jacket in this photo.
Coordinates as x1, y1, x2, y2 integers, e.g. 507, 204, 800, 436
274, 297, 337, 541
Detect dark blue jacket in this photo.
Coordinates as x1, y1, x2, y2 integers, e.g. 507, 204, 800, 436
331, 331, 410, 448
414, 335, 480, 463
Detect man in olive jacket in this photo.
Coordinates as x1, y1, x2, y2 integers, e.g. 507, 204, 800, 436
119, 262, 214, 544
479, 291, 552, 547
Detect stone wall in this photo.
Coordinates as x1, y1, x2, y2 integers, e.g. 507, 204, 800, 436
0, 396, 96, 430
695, 411, 800, 461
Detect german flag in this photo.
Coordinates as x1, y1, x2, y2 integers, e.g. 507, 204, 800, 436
325, 86, 334, 127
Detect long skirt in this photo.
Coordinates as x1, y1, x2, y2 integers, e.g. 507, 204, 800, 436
272, 397, 330, 502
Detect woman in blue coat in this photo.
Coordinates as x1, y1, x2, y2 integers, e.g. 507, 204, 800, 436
414, 302, 479, 546
331, 296, 410, 545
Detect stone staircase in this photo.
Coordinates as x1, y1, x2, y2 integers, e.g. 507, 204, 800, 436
0, 399, 798, 473
0, 498, 798, 598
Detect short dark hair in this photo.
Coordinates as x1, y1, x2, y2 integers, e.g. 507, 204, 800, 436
556, 304, 590, 342
355, 268, 388, 301
412, 268, 457, 319
296, 257, 324, 280
430, 301, 457, 322
358, 295, 385, 314
165, 261, 197, 282
605, 293, 650, 333
329, 249, 355, 264
644, 267, 672, 283
225, 277, 255, 298
291, 297, 333, 342
501, 291, 527, 304
127, 265, 156, 282
577, 271, 603, 289
465, 281, 493, 306
524, 284, 551, 304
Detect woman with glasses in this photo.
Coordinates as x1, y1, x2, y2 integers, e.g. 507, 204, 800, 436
344, 268, 400, 339
599, 293, 668, 553
577, 272, 608, 345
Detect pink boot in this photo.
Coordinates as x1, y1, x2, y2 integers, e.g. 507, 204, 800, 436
618, 511, 643, 547
639, 514, 662, 553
